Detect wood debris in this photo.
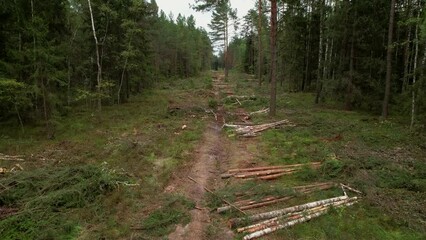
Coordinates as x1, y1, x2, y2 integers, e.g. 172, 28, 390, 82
216, 182, 335, 213
249, 108, 269, 116
0, 153, 24, 161
221, 162, 322, 180
225, 184, 362, 240
223, 119, 295, 137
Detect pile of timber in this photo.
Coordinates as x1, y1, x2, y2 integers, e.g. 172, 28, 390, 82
217, 182, 335, 213
221, 162, 322, 180
223, 119, 295, 137
230, 195, 360, 240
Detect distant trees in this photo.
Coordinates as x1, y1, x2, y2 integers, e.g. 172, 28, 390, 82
231, 0, 426, 125
195, 0, 237, 81
0, 0, 212, 136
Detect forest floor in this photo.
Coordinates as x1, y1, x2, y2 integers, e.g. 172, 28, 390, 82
0, 71, 425, 239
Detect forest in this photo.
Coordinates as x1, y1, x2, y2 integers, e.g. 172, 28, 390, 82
0, 0, 425, 239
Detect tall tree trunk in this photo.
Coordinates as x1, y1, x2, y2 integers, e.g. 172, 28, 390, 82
315, 0, 325, 104
118, 35, 133, 105
345, 28, 355, 111
411, 7, 422, 129
258, 0, 263, 86
382, 0, 396, 119
304, 3, 312, 92
87, 0, 102, 111
402, 3, 414, 90
224, 15, 229, 81
269, 0, 278, 116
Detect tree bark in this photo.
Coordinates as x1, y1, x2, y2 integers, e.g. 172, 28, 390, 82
402, 0, 413, 92
269, 0, 278, 116
258, 0, 263, 86
382, 0, 396, 119
411, 6, 421, 129
87, 0, 102, 111
315, 0, 325, 104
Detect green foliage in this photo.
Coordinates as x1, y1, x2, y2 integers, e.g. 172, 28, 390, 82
321, 159, 345, 179
208, 98, 218, 108
0, 165, 125, 239
140, 195, 194, 237
0, 78, 31, 119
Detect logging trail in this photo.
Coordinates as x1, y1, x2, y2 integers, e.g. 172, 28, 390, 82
167, 72, 254, 239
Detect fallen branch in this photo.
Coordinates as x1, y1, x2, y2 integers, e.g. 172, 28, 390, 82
0, 153, 24, 161
340, 183, 363, 195
218, 196, 293, 213
187, 176, 246, 215
249, 108, 269, 116
223, 119, 295, 137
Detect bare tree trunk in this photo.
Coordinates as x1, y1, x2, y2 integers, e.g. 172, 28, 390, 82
118, 36, 133, 105
304, 2, 312, 92
403, 0, 413, 92
345, 28, 355, 111
87, 0, 102, 111
269, 0, 278, 116
224, 15, 229, 81
411, 7, 423, 129
315, 0, 325, 104
382, 0, 396, 119
258, 0, 263, 86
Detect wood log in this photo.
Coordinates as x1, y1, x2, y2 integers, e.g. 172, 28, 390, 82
187, 176, 246, 215
242, 200, 359, 239
228, 195, 350, 228
340, 183, 363, 195
240, 196, 293, 210
234, 169, 295, 178
258, 171, 295, 180
228, 162, 322, 174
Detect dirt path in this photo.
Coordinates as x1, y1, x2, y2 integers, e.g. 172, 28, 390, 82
166, 73, 234, 240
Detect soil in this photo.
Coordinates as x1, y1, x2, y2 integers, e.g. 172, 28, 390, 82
166, 72, 260, 240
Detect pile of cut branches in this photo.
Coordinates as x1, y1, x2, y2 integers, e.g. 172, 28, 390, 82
217, 182, 335, 213
223, 119, 295, 137
221, 162, 322, 180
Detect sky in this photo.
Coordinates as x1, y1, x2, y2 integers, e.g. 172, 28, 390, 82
155, 0, 256, 33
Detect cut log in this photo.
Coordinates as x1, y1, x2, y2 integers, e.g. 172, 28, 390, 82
240, 196, 293, 210
228, 162, 322, 174
242, 200, 359, 239
229, 195, 350, 228
234, 168, 295, 178
258, 171, 294, 180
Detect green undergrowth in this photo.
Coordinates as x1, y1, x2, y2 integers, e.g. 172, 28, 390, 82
0, 165, 126, 239
139, 194, 194, 237
0, 74, 212, 239
214, 72, 426, 239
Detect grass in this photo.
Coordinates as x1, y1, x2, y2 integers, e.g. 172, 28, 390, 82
0, 74, 212, 239
139, 194, 194, 237
211, 71, 426, 239
0, 165, 125, 239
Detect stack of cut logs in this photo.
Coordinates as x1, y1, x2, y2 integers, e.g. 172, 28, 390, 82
221, 162, 322, 180
223, 119, 295, 137
230, 194, 360, 240
217, 182, 335, 213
